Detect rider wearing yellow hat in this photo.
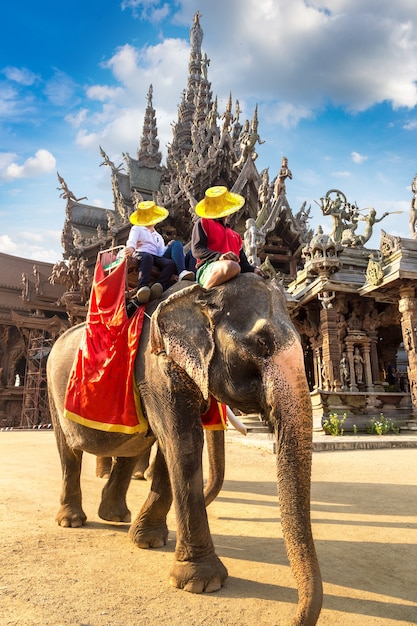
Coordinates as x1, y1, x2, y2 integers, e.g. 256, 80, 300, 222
125, 201, 194, 309
191, 186, 264, 288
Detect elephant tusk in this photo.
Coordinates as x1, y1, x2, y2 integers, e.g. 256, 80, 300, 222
226, 406, 247, 436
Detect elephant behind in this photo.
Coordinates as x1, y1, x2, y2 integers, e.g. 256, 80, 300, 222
47, 274, 322, 625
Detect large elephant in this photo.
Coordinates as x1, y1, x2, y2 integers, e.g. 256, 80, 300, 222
47, 273, 322, 625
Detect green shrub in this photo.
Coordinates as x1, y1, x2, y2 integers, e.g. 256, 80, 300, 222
366, 414, 399, 436
322, 413, 346, 436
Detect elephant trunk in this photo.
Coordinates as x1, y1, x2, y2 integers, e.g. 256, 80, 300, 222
266, 339, 323, 626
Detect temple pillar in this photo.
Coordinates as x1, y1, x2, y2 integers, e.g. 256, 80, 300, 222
368, 331, 380, 384
362, 343, 374, 392
398, 286, 417, 417
346, 343, 357, 391
311, 342, 321, 389
320, 306, 340, 391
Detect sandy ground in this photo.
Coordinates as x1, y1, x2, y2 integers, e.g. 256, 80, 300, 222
0, 430, 416, 626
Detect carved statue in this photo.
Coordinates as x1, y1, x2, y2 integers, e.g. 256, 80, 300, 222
78, 259, 91, 304
99, 146, 123, 173
318, 291, 335, 309
356, 207, 389, 246
233, 105, 264, 169
206, 99, 219, 130
243, 218, 264, 266
258, 168, 271, 211
57, 172, 87, 203
340, 352, 350, 390
21, 273, 29, 301
353, 347, 364, 384
319, 190, 349, 244
220, 94, 234, 135
32, 264, 42, 296
273, 156, 292, 199
201, 53, 210, 80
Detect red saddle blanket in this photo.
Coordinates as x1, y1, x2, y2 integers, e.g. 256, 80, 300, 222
64, 258, 147, 433
64, 257, 226, 433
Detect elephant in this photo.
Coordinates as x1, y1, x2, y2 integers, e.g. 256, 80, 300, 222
47, 273, 322, 625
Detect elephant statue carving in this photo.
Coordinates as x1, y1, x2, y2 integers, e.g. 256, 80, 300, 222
47, 274, 322, 625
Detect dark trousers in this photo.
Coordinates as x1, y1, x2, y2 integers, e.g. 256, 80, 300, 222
136, 252, 176, 291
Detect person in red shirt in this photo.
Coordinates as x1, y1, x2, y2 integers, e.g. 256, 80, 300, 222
191, 186, 264, 288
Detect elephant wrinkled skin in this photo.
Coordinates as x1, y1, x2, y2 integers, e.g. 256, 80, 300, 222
47, 274, 322, 625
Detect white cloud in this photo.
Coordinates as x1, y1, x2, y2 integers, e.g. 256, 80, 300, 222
2, 66, 39, 86
86, 85, 125, 102
121, 0, 171, 23
351, 151, 368, 164
332, 171, 351, 178
65, 108, 88, 128
0, 149, 56, 181
0, 234, 18, 254
44, 70, 78, 107
403, 119, 417, 130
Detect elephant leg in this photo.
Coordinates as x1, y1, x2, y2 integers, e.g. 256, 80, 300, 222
129, 445, 171, 548
146, 359, 228, 593
203, 430, 225, 506
271, 342, 323, 626
96, 456, 113, 478
131, 446, 152, 480
52, 416, 86, 527
98, 456, 138, 522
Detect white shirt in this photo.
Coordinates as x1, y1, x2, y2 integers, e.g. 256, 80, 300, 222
126, 225, 167, 256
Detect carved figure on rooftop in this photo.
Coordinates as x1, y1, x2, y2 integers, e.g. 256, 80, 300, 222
273, 156, 292, 199
233, 105, 264, 169
33, 264, 42, 296
21, 272, 29, 301
206, 98, 219, 130
67, 257, 79, 291
220, 93, 234, 135
341, 204, 360, 246
319, 189, 349, 244
294, 202, 313, 243
71, 227, 84, 252
201, 53, 210, 80
99, 146, 123, 173
243, 218, 264, 267
57, 172, 87, 203
232, 100, 243, 143
78, 259, 91, 304
258, 168, 271, 211
356, 207, 390, 246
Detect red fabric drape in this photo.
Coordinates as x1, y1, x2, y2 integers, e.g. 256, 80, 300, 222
64, 258, 147, 433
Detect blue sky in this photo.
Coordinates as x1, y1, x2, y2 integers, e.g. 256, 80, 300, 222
1, 0, 417, 262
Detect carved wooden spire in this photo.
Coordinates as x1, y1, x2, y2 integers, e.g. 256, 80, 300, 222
137, 84, 162, 168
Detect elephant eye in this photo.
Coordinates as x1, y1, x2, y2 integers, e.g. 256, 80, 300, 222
257, 336, 272, 357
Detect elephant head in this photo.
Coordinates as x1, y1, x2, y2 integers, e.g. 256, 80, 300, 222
150, 273, 323, 625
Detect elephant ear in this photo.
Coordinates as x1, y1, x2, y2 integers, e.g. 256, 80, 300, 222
150, 285, 216, 400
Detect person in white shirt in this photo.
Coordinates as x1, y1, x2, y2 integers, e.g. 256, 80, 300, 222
124, 201, 194, 306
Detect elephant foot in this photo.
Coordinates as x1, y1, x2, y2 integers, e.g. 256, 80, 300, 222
56, 505, 87, 528
131, 468, 146, 480
98, 501, 131, 523
128, 521, 168, 549
169, 554, 228, 593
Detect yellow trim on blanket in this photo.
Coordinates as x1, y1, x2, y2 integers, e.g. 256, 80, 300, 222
63, 407, 148, 434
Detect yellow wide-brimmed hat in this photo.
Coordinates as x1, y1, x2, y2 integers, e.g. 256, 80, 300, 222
195, 186, 245, 219
129, 200, 169, 226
